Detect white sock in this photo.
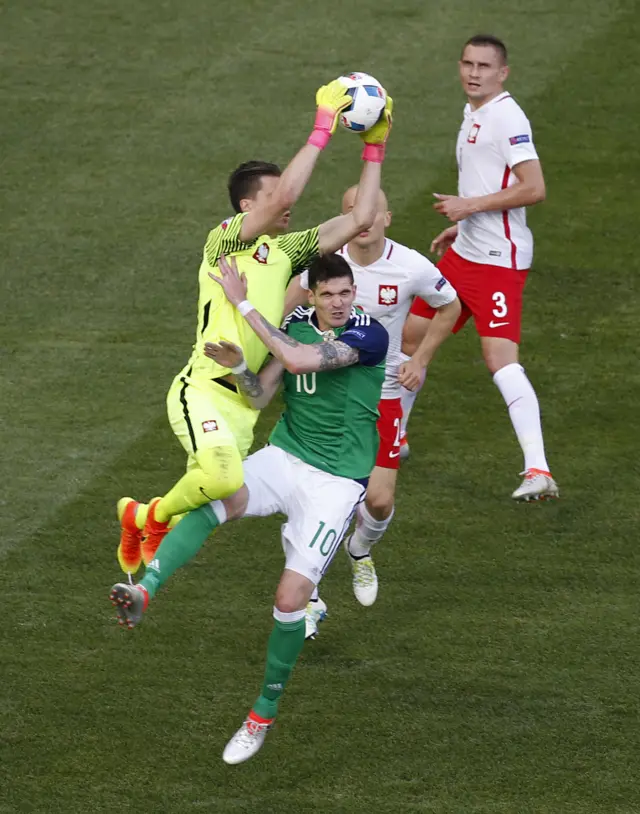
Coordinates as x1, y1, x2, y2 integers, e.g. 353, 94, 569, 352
310, 586, 319, 602
399, 353, 426, 439
348, 502, 395, 557
492, 363, 550, 472
210, 500, 227, 524
273, 606, 306, 623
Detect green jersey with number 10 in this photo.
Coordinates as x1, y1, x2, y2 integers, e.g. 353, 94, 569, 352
269, 306, 389, 481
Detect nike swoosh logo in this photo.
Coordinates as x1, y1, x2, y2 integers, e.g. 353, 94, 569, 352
199, 486, 216, 501
389, 451, 400, 458
489, 320, 510, 328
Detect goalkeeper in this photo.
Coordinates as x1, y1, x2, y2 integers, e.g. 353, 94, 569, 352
116, 84, 394, 577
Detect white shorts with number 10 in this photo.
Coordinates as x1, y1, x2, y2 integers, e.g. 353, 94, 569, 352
240, 445, 366, 584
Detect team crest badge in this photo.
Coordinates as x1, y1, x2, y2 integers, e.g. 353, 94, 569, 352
252, 242, 270, 264
379, 285, 398, 305
467, 123, 481, 143
202, 420, 218, 433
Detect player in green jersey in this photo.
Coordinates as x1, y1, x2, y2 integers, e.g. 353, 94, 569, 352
115, 83, 393, 578
110, 252, 389, 763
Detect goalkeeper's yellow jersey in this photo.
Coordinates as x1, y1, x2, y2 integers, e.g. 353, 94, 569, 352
181, 212, 319, 381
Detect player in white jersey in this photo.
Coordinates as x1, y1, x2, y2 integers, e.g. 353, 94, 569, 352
401, 34, 559, 502
290, 188, 460, 633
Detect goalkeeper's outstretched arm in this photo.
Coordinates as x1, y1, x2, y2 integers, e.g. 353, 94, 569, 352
239, 80, 353, 243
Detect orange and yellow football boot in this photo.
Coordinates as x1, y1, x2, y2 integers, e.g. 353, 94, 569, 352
116, 497, 144, 574
141, 497, 171, 566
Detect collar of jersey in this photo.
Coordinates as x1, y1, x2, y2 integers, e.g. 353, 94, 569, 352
465, 91, 511, 117
341, 239, 390, 269
305, 307, 358, 336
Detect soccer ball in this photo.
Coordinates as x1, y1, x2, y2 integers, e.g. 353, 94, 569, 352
337, 73, 386, 133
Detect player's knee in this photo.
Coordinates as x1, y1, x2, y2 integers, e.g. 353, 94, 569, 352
483, 345, 519, 375
366, 489, 394, 519
275, 569, 314, 613
222, 485, 249, 521
274, 589, 307, 615
194, 445, 244, 500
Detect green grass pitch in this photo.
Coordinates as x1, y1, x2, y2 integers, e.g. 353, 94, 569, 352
1, 1, 639, 811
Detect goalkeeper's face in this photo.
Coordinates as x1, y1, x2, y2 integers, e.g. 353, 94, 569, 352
245, 174, 290, 234
310, 277, 357, 330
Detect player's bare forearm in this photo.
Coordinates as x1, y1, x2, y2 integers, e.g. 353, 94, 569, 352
233, 368, 267, 409
468, 161, 546, 214
412, 297, 461, 367
467, 184, 544, 214
204, 338, 282, 409
351, 159, 381, 231
242, 309, 359, 374
318, 161, 380, 253
240, 144, 322, 242
274, 143, 323, 211
234, 357, 284, 410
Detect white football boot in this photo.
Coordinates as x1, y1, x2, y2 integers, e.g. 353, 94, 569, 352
512, 468, 559, 502
344, 535, 378, 606
304, 597, 328, 640
222, 715, 273, 765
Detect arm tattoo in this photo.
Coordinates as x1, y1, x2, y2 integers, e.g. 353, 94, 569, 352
247, 310, 359, 370
234, 368, 264, 401
256, 312, 299, 348
316, 340, 359, 370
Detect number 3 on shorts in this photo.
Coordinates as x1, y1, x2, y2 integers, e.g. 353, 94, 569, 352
492, 291, 508, 318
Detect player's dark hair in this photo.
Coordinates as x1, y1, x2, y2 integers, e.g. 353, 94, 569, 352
227, 160, 282, 213
307, 253, 354, 290
462, 34, 508, 65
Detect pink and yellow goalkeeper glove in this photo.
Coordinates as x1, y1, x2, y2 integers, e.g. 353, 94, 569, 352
307, 79, 352, 150
360, 95, 393, 163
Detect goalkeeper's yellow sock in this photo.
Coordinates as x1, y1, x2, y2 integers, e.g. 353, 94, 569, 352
169, 514, 184, 529
133, 502, 150, 530
154, 444, 244, 523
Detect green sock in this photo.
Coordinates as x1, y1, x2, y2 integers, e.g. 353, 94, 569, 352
139, 504, 219, 599
252, 616, 306, 720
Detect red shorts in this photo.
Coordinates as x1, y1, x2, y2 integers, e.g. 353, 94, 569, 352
409, 248, 529, 343
375, 397, 402, 470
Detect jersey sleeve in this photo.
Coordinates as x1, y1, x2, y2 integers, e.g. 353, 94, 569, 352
410, 250, 458, 308
494, 107, 539, 169
204, 213, 252, 267
277, 227, 320, 275
338, 316, 389, 367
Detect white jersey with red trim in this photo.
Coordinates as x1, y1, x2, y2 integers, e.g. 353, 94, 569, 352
301, 239, 457, 399
452, 91, 539, 270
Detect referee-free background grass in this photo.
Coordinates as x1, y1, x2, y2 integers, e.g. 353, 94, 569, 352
1, 1, 638, 811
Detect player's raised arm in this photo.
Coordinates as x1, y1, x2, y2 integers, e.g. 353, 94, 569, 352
317, 97, 393, 254
239, 81, 352, 243
203, 340, 284, 410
